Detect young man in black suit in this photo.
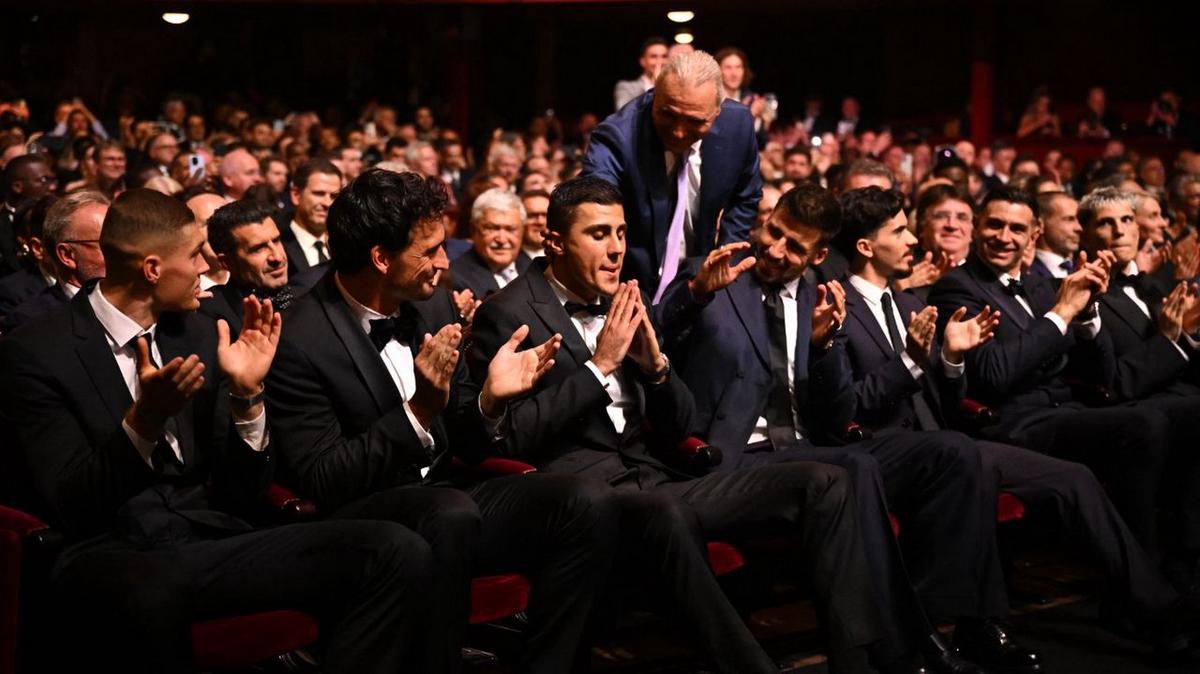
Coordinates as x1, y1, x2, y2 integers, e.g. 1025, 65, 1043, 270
1078, 186, 1200, 602
468, 176, 885, 674
449, 186, 532, 300
656, 182, 1025, 674
280, 158, 340, 279
199, 199, 295, 333
837, 186, 1195, 660
0, 188, 429, 673
927, 186, 1174, 560
265, 169, 617, 674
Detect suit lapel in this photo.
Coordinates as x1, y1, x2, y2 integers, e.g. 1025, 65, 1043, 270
70, 293, 134, 425
844, 283, 894, 356
316, 277, 401, 414
697, 122, 725, 247
525, 268, 593, 368
637, 104, 672, 264
1102, 289, 1155, 335
728, 274, 769, 368
966, 256, 1031, 330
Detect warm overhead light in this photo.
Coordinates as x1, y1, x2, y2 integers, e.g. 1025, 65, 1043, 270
667, 11, 694, 23
674, 31, 694, 45
162, 12, 190, 25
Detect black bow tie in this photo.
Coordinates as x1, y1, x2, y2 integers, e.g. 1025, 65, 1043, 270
564, 299, 611, 318
1002, 279, 1027, 298
368, 305, 420, 352
1112, 273, 1146, 293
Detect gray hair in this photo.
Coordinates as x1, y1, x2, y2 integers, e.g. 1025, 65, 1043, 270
657, 50, 723, 104
404, 141, 433, 165
43, 190, 111, 248
1171, 173, 1200, 205
1078, 186, 1136, 227
471, 187, 526, 224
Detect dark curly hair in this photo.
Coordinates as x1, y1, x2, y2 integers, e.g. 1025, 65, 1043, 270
833, 186, 906, 260
206, 199, 278, 257
326, 169, 448, 273
774, 182, 842, 244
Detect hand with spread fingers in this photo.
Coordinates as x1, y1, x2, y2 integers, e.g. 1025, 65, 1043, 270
480, 325, 562, 418
943, 305, 1001, 363
126, 339, 206, 439
811, 280, 847, 348
904, 305, 938, 363
689, 242, 758, 299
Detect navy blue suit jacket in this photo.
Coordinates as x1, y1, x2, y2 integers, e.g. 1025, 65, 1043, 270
582, 91, 763, 294
657, 267, 856, 468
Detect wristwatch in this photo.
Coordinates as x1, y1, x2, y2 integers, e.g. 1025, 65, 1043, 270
229, 386, 266, 408
643, 355, 671, 385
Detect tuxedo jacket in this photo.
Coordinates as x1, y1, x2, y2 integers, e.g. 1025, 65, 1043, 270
0, 208, 19, 276
2, 282, 68, 333
277, 217, 318, 279
449, 248, 532, 300
199, 283, 246, 334
0, 283, 269, 546
465, 258, 695, 486
926, 254, 1116, 432
0, 265, 50, 320
1097, 276, 1200, 400
842, 281, 963, 432
582, 90, 763, 294
655, 262, 857, 467
265, 271, 487, 512
1027, 255, 1059, 281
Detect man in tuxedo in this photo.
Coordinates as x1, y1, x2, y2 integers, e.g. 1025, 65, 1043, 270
1078, 186, 1200, 601
1028, 191, 1080, 280
837, 186, 1195, 660
657, 182, 1024, 673
266, 169, 617, 674
449, 187, 532, 299
468, 176, 884, 674
281, 159, 340, 279
5, 191, 108, 332
199, 200, 294, 334
810, 160, 895, 284
0, 188, 429, 673
583, 50, 763, 301
927, 186, 1175, 558
613, 36, 668, 111
0, 155, 57, 275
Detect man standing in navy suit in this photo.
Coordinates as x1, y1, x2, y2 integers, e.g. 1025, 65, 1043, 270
582, 50, 762, 301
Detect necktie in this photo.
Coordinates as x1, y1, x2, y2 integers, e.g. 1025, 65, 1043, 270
762, 287, 798, 450
564, 298, 611, 318
652, 147, 692, 304
313, 240, 329, 264
368, 305, 420, 352
135, 333, 185, 476
1059, 259, 1074, 274
880, 293, 941, 430
1002, 279, 1026, 298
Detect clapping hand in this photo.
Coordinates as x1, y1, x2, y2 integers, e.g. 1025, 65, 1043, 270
480, 325, 561, 418
689, 242, 757, 299
591, 282, 642, 375
409, 323, 462, 429
942, 305, 1001, 363
811, 280, 847, 348
127, 338, 205, 439
894, 251, 952, 292
217, 297, 281, 404
904, 306, 938, 363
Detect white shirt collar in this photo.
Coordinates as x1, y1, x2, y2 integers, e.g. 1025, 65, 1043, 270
665, 139, 703, 173
290, 220, 326, 250
62, 281, 80, 299
88, 283, 155, 349
545, 267, 596, 308
848, 274, 889, 307
1034, 249, 1070, 274
1121, 260, 1139, 277
334, 273, 394, 335
761, 276, 801, 300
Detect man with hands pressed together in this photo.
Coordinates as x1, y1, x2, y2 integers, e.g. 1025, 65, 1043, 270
469, 176, 883, 674
265, 169, 616, 674
926, 187, 1194, 642
657, 182, 1022, 674
1077, 187, 1200, 609
0, 189, 429, 673
839, 186, 1195, 664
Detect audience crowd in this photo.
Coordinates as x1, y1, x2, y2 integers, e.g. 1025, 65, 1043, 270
1, 40, 1199, 674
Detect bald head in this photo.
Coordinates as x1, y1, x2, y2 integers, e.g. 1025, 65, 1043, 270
218, 148, 263, 199
187, 192, 230, 226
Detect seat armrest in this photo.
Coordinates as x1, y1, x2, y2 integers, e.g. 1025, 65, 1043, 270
841, 421, 871, 443
452, 456, 538, 476
958, 398, 999, 427
266, 484, 318, 520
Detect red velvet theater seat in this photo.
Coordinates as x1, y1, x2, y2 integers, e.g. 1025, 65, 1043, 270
469, 574, 533, 625
192, 610, 320, 670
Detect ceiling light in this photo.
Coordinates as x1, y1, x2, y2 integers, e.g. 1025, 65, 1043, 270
674, 31, 694, 45
162, 12, 190, 25
667, 11, 695, 23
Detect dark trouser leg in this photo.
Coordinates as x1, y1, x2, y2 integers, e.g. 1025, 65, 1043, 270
656, 462, 883, 657
469, 474, 618, 674
1002, 405, 1172, 556
333, 485, 481, 674
976, 441, 1180, 619
56, 520, 433, 674
1128, 395, 1200, 552
609, 489, 776, 674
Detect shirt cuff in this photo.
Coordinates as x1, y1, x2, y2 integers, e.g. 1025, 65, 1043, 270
121, 419, 158, 468
1044, 311, 1069, 336
402, 402, 436, 450
585, 360, 620, 402
234, 408, 269, 452
1171, 339, 1191, 362
1184, 332, 1200, 352
899, 351, 925, 380
479, 394, 507, 441
940, 349, 966, 379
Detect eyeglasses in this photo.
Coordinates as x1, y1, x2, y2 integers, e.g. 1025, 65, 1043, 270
61, 239, 101, 247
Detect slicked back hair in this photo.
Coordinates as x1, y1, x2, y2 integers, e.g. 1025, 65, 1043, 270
326, 169, 447, 273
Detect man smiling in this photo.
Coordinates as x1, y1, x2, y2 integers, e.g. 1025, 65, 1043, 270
449, 187, 531, 299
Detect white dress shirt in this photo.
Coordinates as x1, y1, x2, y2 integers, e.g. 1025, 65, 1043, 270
491, 261, 519, 290
522, 246, 546, 260
290, 221, 329, 268
334, 276, 436, 472
91, 285, 267, 468
61, 281, 80, 299
848, 275, 965, 381
663, 139, 703, 265
748, 278, 803, 445
1034, 249, 1072, 279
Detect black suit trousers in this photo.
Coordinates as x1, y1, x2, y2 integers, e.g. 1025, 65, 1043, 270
974, 441, 1180, 619
1121, 394, 1200, 551
330, 474, 618, 674
54, 520, 433, 674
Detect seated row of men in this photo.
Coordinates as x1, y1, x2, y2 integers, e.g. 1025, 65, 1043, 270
0, 168, 1197, 674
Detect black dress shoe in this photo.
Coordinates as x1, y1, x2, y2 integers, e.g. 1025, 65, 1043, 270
919, 631, 992, 674
953, 619, 1042, 674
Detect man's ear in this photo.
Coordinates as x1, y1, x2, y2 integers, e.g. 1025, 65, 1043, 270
290, 187, 301, 208
855, 238, 874, 260
142, 255, 162, 284
369, 244, 390, 274
543, 229, 564, 257
54, 242, 75, 271
810, 245, 830, 268
216, 252, 232, 272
